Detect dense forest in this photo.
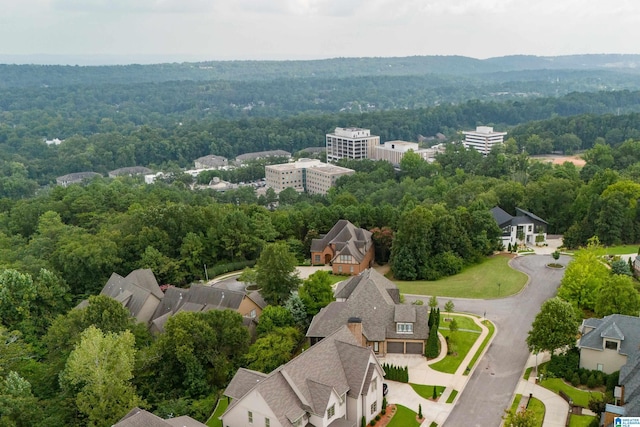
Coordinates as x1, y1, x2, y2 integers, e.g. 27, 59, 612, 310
1, 56, 640, 426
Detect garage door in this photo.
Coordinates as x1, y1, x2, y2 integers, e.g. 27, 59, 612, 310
406, 342, 423, 354
387, 342, 404, 353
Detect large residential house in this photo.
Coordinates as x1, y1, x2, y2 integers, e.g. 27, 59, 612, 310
491, 206, 548, 248
95, 269, 265, 333
306, 269, 430, 355
149, 284, 265, 334
56, 172, 102, 187
221, 325, 385, 427
265, 158, 355, 195
236, 150, 291, 164
578, 314, 640, 374
194, 154, 228, 169
115, 407, 207, 427
599, 350, 640, 423
108, 166, 153, 178
326, 127, 380, 162
99, 269, 165, 324
310, 220, 374, 276
462, 126, 507, 155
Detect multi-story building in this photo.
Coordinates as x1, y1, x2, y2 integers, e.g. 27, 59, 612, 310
371, 140, 441, 165
325, 127, 380, 162
265, 158, 354, 195
463, 126, 507, 155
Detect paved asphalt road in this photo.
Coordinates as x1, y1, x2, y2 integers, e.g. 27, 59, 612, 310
406, 254, 571, 427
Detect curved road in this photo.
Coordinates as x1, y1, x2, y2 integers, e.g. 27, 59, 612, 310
405, 254, 570, 427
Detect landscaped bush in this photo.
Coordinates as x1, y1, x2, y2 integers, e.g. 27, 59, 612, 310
571, 372, 581, 387
545, 348, 616, 390
370, 420, 375, 426
382, 363, 409, 383
208, 260, 257, 278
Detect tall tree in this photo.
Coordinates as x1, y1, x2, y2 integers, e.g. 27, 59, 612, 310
595, 275, 640, 317
526, 297, 579, 356
298, 270, 335, 316
255, 242, 301, 306
59, 326, 141, 427
557, 247, 609, 311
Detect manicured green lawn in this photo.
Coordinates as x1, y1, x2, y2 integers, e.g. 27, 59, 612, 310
387, 405, 420, 427
326, 273, 350, 285
206, 398, 228, 427
430, 328, 480, 374
528, 397, 545, 427
464, 320, 495, 374
394, 255, 527, 298
524, 367, 533, 380
539, 378, 603, 408
510, 394, 522, 412
446, 389, 458, 404
603, 244, 640, 255
569, 414, 596, 427
440, 314, 481, 332
409, 383, 445, 400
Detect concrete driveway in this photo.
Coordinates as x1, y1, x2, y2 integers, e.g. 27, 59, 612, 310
404, 254, 571, 427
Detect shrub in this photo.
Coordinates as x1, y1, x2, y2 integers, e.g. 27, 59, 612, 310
432, 387, 437, 400
375, 415, 381, 421
370, 420, 376, 426
606, 371, 620, 392
571, 372, 581, 387
580, 371, 589, 386
419, 404, 423, 419
587, 374, 597, 389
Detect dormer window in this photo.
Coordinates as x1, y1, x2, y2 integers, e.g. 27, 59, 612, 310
605, 340, 619, 351
397, 323, 413, 333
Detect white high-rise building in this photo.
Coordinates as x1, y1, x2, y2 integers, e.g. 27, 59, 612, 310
371, 140, 444, 165
463, 126, 507, 155
325, 127, 380, 162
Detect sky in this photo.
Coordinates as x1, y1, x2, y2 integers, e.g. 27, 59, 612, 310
0, 0, 638, 64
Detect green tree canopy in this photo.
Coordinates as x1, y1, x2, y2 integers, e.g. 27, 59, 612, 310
255, 242, 301, 306
299, 270, 335, 316
557, 247, 609, 311
526, 297, 579, 356
59, 325, 141, 427
595, 274, 640, 317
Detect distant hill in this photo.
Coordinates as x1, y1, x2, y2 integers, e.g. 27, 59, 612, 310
2, 54, 640, 88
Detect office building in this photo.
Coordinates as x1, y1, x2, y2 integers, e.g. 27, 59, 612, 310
463, 126, 507, 155
265, 158, 354, 195
326, 127, 380, 162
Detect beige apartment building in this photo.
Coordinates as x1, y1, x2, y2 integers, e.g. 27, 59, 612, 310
265, 158, 354, 195
325, 127, 380, 162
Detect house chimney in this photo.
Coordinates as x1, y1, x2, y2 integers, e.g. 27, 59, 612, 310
347, 317, 365, 347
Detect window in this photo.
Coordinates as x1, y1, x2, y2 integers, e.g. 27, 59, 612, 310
265, 418, 270, 427
250, 309, 256, 318
373, 342, 379, 352
338, 265, 343, 273
528, 225, 532, 232
327, 404, 335, 419
248, 411, 253, 423
314, 254, 321, 263
396, 323, 413, 333
371, 401, 377, 414
597, 363, 604, 372
605, 340, 618, 350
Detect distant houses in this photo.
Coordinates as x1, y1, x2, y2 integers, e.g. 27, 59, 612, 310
310, 220, 374, 275
56, 172, 102, 187
108, 166, 153, 178
194, 154, 228, 169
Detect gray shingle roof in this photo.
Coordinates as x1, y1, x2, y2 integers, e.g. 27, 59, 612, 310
149, 284, 251, 333
516, 207, 548, 225
108, 166, 153, 177
224, 368, 268, 400
114, 408, 205, 427
579, 314, 640, 355
236, 150, 291, 162
490, 206, 513, 228
223, 326, 378, 427
100, 269, 163, 321
307, 269, 429, 342
164, 416, 208, 427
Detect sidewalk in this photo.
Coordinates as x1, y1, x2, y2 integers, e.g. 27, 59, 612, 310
513, 352, 599, 427
381, 313, 493, 426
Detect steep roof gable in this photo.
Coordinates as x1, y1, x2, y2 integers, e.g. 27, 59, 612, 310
579, 314, 640, 355
223, 326, 376, 425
